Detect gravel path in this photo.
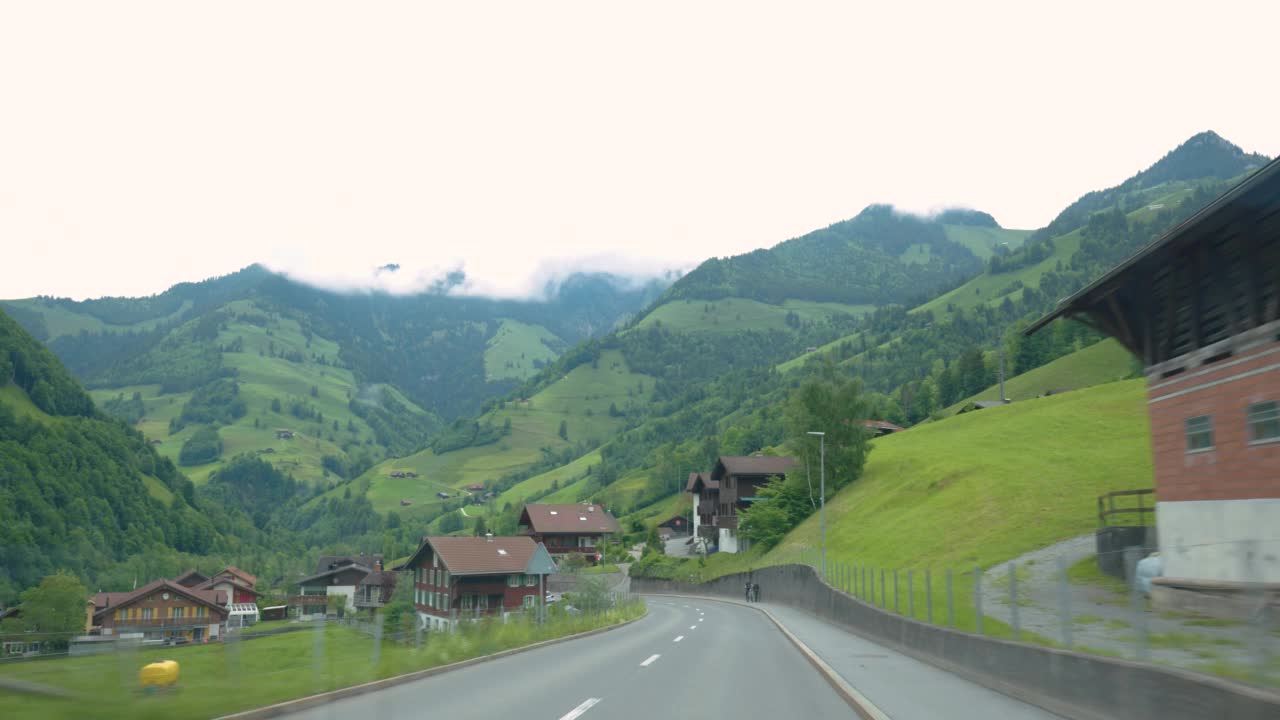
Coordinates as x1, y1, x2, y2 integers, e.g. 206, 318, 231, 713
980, 534, 1263, 671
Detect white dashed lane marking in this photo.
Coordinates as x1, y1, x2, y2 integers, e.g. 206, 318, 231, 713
640, 654, 661, 667
559, 698, 601, 720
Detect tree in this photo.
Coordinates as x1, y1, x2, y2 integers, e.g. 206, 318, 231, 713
473, 516, 488, 537
271, 398, 282, 413
785, 366, 873, 500
6, 572, 88, 639
438, 511, 464, 534
643, 526, 665, 555
558, 419, 568, 441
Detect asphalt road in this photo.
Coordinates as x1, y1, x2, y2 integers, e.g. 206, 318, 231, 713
281, 598, 856, 720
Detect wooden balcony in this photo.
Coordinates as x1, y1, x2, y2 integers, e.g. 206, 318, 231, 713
288, 595, 330, 606
106, 617, 222, 629
716, 515, 738, 530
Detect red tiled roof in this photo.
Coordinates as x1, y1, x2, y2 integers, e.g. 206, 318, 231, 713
93, 579, 227, 619
520, 504, 621, 535
422, 536, 538, 576
718, 455, 796, 477
220, 566, 257, 585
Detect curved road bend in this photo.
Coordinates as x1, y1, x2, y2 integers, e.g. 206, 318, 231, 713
280, 598, 853, 720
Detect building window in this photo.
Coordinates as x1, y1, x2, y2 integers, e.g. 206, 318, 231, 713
1185, 415, 1214, 452
172, 607, 185, 619
442, 571, 449, 587
578, 536, 592, 548
141, 607, 154, 620
195, 606, 206, 618
523, 594, 536, 609
507, 574, 520, 587
1249, 401, 1280, 443
461, 594, 474, 610
525, 574, 537, 587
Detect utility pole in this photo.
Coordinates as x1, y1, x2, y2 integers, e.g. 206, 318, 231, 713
807, 431, 826, 577
999, 344, 1006, 402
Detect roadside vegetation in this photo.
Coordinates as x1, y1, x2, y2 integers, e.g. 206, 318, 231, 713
0, 599, 645, 720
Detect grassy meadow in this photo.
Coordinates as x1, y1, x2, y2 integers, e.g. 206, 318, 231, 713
0, 602, 645, 720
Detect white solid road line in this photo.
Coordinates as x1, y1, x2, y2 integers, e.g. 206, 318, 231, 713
674, 635, 684, 642
559, 697, 602, 720
640, 654, 661, 667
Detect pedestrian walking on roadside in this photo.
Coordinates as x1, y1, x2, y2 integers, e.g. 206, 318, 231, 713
745, 579, 753, 603
752, 582, 761, 603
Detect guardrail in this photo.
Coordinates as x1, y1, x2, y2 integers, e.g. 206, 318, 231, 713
632, 565, 1280, 720
1097, 488, 1155, 527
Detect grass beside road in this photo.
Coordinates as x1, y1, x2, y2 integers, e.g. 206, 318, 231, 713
0, 602, 645, 720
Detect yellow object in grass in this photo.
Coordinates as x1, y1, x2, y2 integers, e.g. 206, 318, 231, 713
138, 660, 180, 688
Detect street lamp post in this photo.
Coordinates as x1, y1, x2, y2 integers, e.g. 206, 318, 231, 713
807, 431, 826, 578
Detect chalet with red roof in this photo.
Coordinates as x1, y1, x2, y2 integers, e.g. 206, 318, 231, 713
518, 503, 620, 563
400, 535, 557, 632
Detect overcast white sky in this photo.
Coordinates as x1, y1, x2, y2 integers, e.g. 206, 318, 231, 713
2, 1, 1276, 301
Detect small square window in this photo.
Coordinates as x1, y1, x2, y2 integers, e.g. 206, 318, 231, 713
523, 594, 536, 609
1185, 415, 1214, 452
1249, 401, 1280, 443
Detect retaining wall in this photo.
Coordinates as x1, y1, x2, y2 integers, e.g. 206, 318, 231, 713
632, 564, 1280, 720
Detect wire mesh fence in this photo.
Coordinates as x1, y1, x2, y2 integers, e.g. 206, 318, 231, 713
794, 538, 1280, 687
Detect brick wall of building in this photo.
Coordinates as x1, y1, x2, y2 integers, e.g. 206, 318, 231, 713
1146, 336, 1280, 503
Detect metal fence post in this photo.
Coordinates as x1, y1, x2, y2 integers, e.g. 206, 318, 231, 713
1124, 546, 1148, 661
371, 613, 384, 671
880, 569, 886, 608
1057, 555, 1073, 648
908, 570, 914, 618
861, 567, 866, 600
312, 616, 326, 693
974, 567, 984, 635
947, 569, 954, 627
893, 570, 900, 614
1009, 563, 1020, 640
926, 569, 933, 624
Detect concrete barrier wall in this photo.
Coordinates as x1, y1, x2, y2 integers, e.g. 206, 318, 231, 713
633, 564, 1280, 720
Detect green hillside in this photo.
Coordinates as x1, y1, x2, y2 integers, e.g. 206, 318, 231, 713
941, 224, 1031, 260
634, 297, 872, 335
943, 338, 1139, 414
484, 318, 562, 382
350, 349, 653, 517
646, 380, 1153, 637
89, 299, 439, 485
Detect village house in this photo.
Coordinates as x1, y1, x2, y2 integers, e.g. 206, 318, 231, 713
861, 419, 906, 437
290, 554, 384, 619
91, 579, 229, 643
399, 535, 556, 632
692, 455, 796, 554
1025, 156, 1280, 616
175, 566, 262, 627
687, 471, 719, 550
517, 503, 620, 563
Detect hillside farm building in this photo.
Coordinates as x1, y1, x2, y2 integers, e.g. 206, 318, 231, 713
1027, 157, 1280, 612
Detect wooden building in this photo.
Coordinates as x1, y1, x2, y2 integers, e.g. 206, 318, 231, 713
400, 535, 556, 632
701, 455, 796, 554
1026, 157, 1280, 607
92, 579, 228, 643
518, 503, 620, 562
